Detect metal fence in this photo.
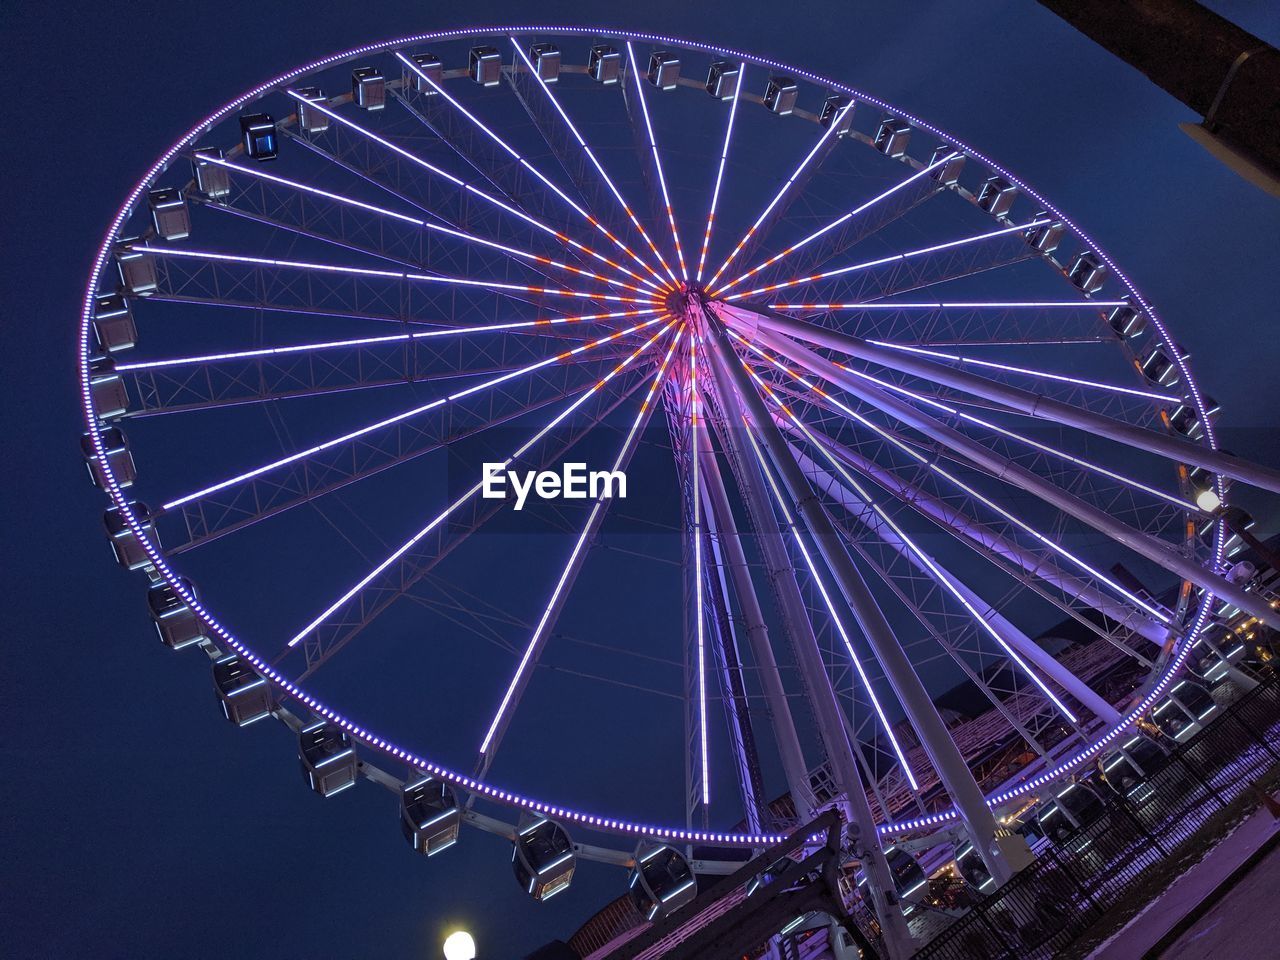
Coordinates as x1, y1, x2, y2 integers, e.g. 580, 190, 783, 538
910, 676, 1280, 960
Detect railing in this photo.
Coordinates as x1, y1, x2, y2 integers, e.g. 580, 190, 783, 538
910, 676, 1280, 959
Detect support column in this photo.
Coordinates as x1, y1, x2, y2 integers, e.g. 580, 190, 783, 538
744, 319, 1280, 632
698, 436, 817, 820
706, 314, 1032, 887
788, 440, 1122, 725
792, 417, 1166, 653
705, 333, 917, 959
728, 303, 1280, 498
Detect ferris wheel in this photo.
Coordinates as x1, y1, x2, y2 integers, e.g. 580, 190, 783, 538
78, 25, 1280, 954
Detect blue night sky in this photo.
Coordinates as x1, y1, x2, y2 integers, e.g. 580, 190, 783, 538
3, 2, 1279, 959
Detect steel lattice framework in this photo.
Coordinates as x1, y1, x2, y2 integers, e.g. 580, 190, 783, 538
77, 27, 1280, 958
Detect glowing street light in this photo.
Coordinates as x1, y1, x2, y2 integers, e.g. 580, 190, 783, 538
1195, 488, 1222, 513
443, 930, 476, 960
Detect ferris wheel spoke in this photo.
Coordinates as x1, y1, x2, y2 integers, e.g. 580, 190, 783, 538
694, 399, 820, 820
193, 155, 659, 298
690, 338, 711, 809
742, 356, 1087, 727
161, 350, 633, 555
284, 90, 660, 293
624, 42, 689, 282
736, 417, 923, 788
116, 304, 656, 377
284, 319, 675, 657
294, 357, 660, 681
830, 365, 1196, 512
133, 244, 657, 311
813, 487, 1063, 758
694, 62, 746, 284
804, 414, 1162, 663
503, 41, 680, 292
155, 314, 667, 520
721, 217, 1049, 303
733, 333, 1172, 646
713, 151, 957, 298
475, 327, 683, 777
863, 340, 1179, 403
732, 304, 1280, 497
279, 128, 575, 297
392, 52, 669, 295
766, 301, 1123, 348
784, 434, 1121, 727
747, 324, 1280, 631
117, 347, 626, 419
703, 100, 856, 293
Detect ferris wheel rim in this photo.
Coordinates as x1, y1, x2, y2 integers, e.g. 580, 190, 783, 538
77, 24, 1228, 845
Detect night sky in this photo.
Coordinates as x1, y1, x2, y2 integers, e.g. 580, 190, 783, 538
5, 2, 1280, 959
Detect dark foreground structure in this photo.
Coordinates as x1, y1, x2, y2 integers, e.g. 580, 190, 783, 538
1036, 0, 1280, 196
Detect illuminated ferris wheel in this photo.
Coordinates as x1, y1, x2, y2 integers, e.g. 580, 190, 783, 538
78, 26, 1280, 955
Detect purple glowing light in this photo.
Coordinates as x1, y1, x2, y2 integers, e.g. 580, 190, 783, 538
695, 64, 745, 284
288, 320, 675, 649
705, 100, 856, 293
625, 42, 689, 281
715, 151, 961, 297
478, 326, 684, 758
722, 218, 1051, 301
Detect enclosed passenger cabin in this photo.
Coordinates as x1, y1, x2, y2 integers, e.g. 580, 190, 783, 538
295, 87, 329, 133
469, 46, 501, 86
1153, 679, 1217, 742
764, 76, 798, 116
212, 654, 272, 726
191, 147, 231, 199
351, 68, 386, 110
976, 177, 1018, 218
115, 240, 157, 297
1169, 396, 1220, 441
148, 188, 190, 241
647, 52, 680, 90
88, 355, 130, 420
298, 720, 359, 797
512, 815, 575, 901
147, 578, 208, 651
874, 117, 911, 158
1067, 252, 1107, 293
855, 845, 927, 913
928, 144, 965, 185
400, 776, 460, 855
589, 44, 620, 84
92, 293, 136, 354
815, 95, 852, 135
82, 426, 135, 490
405, 53, 442, 93
628, 842, 697, 921
1107, 298, 1147, 340
1098, 734, 1167, 803
1036, 781, 1106, 846
103, 501, 155, 571
1140, 341, 1191, 387
955, 840, 995, 894
1190, 628, 1248, 686
705, 61, 740, 100
529, 43, 561, 83
1025, 213, 1065, 254
239, 114, 278, 161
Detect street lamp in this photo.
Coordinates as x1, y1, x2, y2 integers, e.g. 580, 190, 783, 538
1195, 488, 1222, 514
443, 930, 476, 960
1196, 488, 1280, 573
